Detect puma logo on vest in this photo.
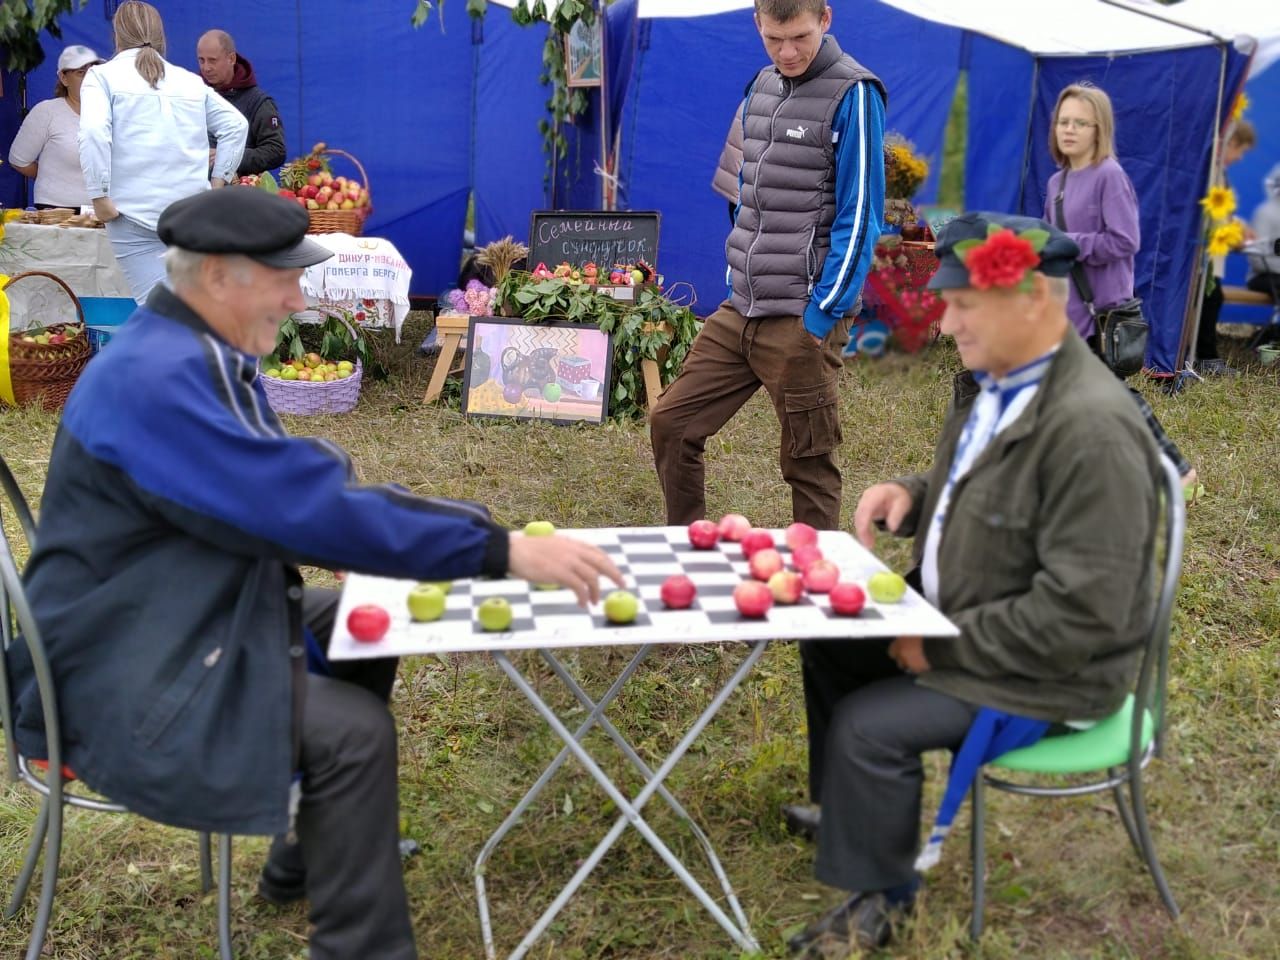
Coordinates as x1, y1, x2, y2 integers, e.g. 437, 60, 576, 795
786, 125, 809, 140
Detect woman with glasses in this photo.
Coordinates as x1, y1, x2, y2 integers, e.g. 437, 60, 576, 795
1044, 82, 1196, 489
7, 45, 104, 209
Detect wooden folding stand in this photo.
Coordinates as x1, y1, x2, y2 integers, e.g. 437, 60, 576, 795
422, 312, 472, 404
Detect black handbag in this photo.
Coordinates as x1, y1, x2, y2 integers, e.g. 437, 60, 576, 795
1054, 170, 1150, 377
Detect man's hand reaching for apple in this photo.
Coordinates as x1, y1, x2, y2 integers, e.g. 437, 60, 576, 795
507, 533, 625, 608
853, 482, 914, 549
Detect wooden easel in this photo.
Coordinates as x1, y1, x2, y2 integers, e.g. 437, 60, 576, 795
422, 312, 472, 404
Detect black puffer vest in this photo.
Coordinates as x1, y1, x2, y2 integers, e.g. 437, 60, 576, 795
726, 36, 885, 318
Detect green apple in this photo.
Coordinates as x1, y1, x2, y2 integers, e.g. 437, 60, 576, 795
524, 520, 556, 537
281, 366, 299, 381
428, 581, 452, 595
1183, 482, 1205, 503
542, 382, 562, 403
867, 571, 907, 604
603, 589, 639, 624
407, 583, 446, 622
477, 596, 513, 632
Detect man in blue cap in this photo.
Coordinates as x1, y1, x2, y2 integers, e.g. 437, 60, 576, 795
7, 188, 623, 959
787, 212, 1164, 954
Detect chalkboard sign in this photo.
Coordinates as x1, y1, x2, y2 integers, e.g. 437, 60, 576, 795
528, 210, 661, 272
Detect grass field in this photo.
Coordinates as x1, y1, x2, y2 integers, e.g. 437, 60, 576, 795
1, 316, 1277, 960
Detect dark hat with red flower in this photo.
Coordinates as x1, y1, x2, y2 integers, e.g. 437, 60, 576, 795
927, 212, 1079, 291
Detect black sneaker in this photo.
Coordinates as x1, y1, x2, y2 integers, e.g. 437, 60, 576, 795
782, 803, 822, 842
787, 892, 905, 956
257, 863, 306, 907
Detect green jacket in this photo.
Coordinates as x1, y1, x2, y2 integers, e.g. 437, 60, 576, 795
894, 330, 1162, 722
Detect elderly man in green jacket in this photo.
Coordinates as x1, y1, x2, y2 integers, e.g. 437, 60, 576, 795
788, 212, 1164, 956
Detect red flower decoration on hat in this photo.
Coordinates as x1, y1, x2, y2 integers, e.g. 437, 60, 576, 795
954, 226, 1047, 291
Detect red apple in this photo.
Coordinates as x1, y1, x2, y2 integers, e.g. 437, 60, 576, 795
660, 574, 697, 609
803, 559, 840, 594
347, 604, 391, 643
785, 522, 819, 551
749, 547, 784, 581
768, 570, 804, 604
733, 580, 774, 618
687, 519, 720, 550
829, 582, 867, 616
717, 513, 751, 541
740, 528, 776, 558
791, 544, 824, 573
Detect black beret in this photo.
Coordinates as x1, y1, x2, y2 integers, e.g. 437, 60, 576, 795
156, 188, 333, 268
927, 211, 1080, 291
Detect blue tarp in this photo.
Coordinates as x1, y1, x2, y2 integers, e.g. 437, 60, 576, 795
1, 1, 1254, 367
1222, 60, 1280, 321
3, 1, 479, 294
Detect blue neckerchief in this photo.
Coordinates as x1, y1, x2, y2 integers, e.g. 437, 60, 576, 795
915, 708, 1050, 871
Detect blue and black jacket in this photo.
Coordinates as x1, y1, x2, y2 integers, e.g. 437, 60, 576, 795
9, 286, 508, 834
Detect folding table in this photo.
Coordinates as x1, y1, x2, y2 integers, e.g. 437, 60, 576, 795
330, 527, 958, 959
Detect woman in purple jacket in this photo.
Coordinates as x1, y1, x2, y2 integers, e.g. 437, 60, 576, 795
1045, 82, 1195, 487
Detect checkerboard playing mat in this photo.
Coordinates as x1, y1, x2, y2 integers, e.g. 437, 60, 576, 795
329, 527, 958, 659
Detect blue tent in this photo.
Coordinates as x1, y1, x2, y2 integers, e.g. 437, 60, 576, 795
613, 0, 1250, 373
1, 0, 1261, 369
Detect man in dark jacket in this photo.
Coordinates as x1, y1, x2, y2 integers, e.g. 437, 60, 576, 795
7, 188, 622, 960
197, 29, 286, 176
787, 213, 1164, 955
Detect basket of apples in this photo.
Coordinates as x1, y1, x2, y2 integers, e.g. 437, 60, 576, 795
277, 142, 372, 236
258, 309, 368, 415
3, 271, 92, 411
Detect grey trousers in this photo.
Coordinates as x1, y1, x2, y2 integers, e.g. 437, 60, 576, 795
800, 638, 979, 893
264, 589, 416, 959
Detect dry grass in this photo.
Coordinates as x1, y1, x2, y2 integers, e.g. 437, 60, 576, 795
1, 315, 1277, 959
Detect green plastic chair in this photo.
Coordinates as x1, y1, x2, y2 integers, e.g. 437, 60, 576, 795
0, 455, 235, 960
968, 455, 1185, 939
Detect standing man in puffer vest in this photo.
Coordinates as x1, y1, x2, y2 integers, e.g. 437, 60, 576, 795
650, 0, 885, 532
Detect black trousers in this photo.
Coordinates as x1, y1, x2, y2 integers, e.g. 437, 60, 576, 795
800, 639, 978, 894
1197, 280, 1224, 362
262, 589, 416, 959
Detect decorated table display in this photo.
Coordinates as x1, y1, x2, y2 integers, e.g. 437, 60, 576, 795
0, 220, 132, 328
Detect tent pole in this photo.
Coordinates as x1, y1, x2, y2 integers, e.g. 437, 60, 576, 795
1016, 59, 1041, 214
1177, 42, 1231, 377
598, 1, 612, 210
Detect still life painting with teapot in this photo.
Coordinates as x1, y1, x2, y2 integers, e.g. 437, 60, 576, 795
462, 317, 615, 425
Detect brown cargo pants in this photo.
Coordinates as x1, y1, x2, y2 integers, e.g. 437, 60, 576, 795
649, 301, 853, 530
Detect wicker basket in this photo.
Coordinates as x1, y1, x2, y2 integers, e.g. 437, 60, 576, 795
258, 311, 364, 415
305, 147, 372, 236
4, 271, 92, 411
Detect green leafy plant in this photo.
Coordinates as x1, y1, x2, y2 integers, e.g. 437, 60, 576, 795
0, 0, 88, 72
413, 0, 596, 185
495, 271, 702, 420
274, 312, 377, 374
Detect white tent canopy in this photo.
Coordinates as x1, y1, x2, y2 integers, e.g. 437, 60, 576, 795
1115, 0, 1280, 76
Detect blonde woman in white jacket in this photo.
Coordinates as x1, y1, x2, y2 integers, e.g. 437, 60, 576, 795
79, 1, 247, 303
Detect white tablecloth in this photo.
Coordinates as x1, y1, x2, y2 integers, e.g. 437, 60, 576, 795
0, 222, 131, 329
300, 233, 413, 342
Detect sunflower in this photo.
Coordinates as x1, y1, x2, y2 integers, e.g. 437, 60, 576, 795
1207, 219, 1245, 257
1230, 92, 1249, 124
1200, 186, 1237, 222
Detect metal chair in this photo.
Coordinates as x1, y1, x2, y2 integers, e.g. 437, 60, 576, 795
0, 454, 235, 960
969, 454, 1186, 940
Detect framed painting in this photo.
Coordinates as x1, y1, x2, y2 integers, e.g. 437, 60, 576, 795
564, 19, 603, 88
462, 318, 614, 425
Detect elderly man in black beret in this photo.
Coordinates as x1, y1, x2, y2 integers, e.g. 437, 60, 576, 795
786, 213, 1164, 955
7, 188, 622, 959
